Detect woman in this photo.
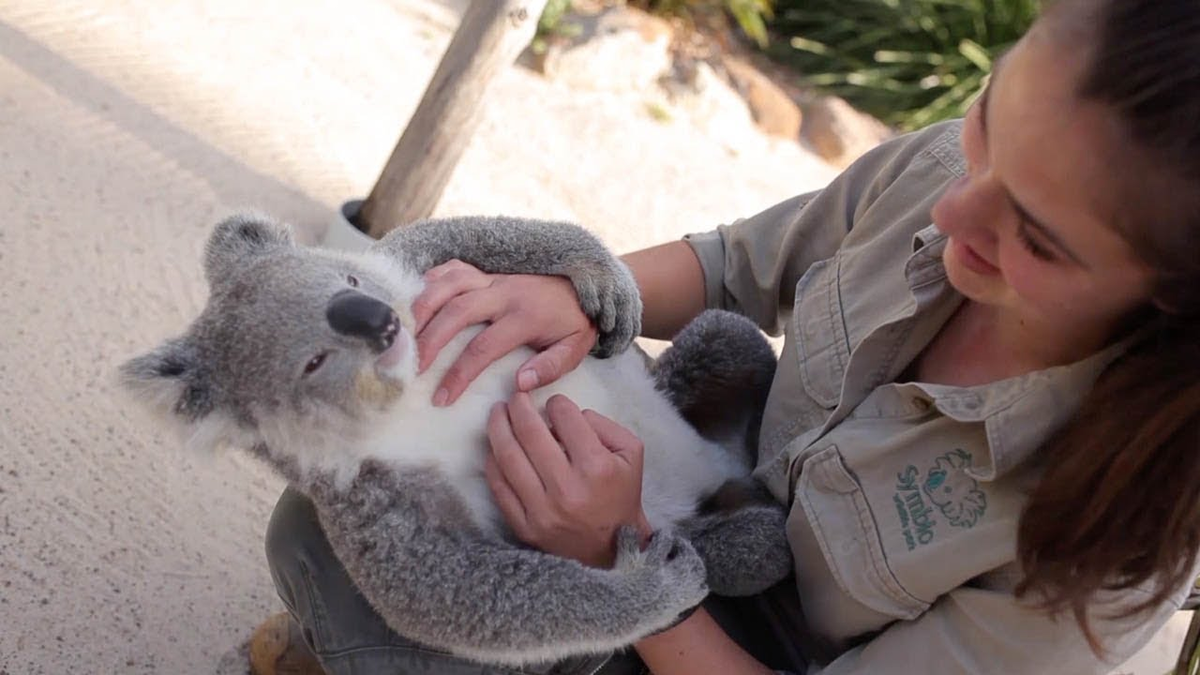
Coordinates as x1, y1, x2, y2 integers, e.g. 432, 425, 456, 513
259, 0, 1200, 672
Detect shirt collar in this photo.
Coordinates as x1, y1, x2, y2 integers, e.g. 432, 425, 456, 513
903, 221, 1136, 481
913, 328, 1134, 482
912, 222, 944, 253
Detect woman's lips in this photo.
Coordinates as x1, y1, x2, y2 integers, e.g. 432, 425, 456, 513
953, 238, 1001, 276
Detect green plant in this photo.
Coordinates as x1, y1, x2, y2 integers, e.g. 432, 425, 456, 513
631, 0, 776, 48
644, 99, 674, 123
534, 0, 581, 54
766, 0, 1039, 130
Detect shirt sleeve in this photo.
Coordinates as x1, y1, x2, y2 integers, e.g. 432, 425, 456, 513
808, 579, 1187, 675
683, 120, 962, 336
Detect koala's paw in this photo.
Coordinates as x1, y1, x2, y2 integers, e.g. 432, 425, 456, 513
613, 526, 708, 613
654, 310, 776, 431
685, 505, 792, 597
571, 258, 642, 359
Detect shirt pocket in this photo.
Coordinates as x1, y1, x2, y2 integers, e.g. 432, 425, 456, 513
792, 256, 849, 409
794, 444, 930, 620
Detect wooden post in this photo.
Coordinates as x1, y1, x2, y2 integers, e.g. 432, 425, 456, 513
357, 0, 549, 238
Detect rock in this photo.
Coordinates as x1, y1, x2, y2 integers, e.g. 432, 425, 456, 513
721, 56, 802, 140
800, 95, 894, 168
659, 60, 758, 145
537, 6, 674, 93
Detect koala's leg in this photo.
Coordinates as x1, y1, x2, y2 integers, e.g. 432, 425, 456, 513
305, 462, 708, 667
373, 216, 640, 357
652, 309, 777, 460
652, 311, 791, 596
679, 503, 793, 597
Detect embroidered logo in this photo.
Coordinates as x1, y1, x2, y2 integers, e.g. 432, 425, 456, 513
892, 448, 988, 551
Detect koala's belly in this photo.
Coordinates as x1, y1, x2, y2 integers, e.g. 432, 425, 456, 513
365, 326, 747, 536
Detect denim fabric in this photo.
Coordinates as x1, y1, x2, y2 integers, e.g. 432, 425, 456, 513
265, 487, 638, 675
265, 488, 807, 675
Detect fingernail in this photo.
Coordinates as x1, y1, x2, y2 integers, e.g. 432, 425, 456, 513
517, 370, 539, 390
433, 388, 449, 407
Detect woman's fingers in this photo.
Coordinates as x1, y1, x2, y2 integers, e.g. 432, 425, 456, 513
413, 260, 491, 333
434, 318, 529, 406
582, 408, 645, 466
515, 330, 597, 393
486, 402, 548, 508
543, 395, 603, 466
483, 454, 530, 538
487, 394, 651, 567
416, 289, 502, 374
506, 393, 572, 491
416, 272, 598, 404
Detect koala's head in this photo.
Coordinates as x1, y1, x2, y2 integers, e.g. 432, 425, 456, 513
120, 214, 423, 459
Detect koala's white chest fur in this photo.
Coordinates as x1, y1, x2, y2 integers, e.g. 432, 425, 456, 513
341, 326, 747, 539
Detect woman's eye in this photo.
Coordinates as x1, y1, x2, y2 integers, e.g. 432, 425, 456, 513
304, 352, 328, 375
1016, 221, 1056, 262
347, 274, 359, 288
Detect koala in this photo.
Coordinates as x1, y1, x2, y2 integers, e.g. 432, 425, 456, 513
121, 213, 790, 666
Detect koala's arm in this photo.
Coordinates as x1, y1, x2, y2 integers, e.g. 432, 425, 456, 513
373, 215, 641, 357
307, 463, 708, 666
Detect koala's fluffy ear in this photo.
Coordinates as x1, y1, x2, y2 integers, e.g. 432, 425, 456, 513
119, 336, 214, 423
204, 213, 294, 285
120, 338, 254, 454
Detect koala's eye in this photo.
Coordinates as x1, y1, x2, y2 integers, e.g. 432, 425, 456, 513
346, 274, 359, 288
304, 352, 329, 376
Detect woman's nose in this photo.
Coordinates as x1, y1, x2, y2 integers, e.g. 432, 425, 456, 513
931, 173, 1005, 235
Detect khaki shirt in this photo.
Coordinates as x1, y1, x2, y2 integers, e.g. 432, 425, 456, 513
684, 121, 1192, 674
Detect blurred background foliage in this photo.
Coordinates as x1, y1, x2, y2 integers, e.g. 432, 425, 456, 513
765, 0, 1039, 130
629, 0, 776, 48
539, 0, 1040, 131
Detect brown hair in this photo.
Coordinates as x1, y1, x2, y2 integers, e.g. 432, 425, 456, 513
1015, 0, 1200, 653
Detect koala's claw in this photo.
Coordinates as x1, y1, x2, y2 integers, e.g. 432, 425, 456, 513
613, 525, 644, 563
614, 527, 704, 581
581, 262, 641, 359
645, 531, 709, 611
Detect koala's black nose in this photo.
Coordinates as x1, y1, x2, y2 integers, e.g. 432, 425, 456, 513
326, 289, 400, 352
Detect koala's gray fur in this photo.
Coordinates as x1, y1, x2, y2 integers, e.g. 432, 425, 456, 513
653, 309, 777, 456
121, 213, 789, 666
296, 461, 708, 665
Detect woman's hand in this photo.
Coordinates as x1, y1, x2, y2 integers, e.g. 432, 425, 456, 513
413, 260, 598, 406
484, 392, 652, 568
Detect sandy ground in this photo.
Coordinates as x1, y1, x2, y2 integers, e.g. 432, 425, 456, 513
0, 1, 1188, 673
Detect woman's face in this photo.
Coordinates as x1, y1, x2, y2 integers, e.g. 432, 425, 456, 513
930, 22, 1154, 353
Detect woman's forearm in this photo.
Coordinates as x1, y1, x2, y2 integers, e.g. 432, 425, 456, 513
621, 241, 707, 341
634, 609, 776, 675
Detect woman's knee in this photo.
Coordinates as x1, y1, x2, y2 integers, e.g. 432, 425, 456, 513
264, 487, 401, 656
264, 487, 326, 616
261, 487, 635, 674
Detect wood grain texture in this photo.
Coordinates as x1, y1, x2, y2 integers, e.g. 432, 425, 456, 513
360, 0, 549, 237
